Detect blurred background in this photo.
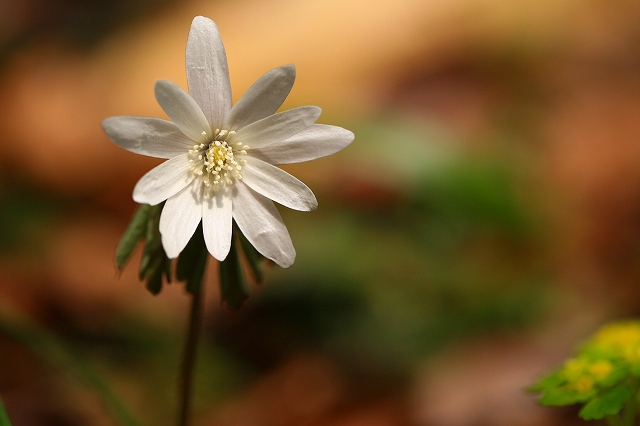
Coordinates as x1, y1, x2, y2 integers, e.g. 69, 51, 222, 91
0, 0, 639, 424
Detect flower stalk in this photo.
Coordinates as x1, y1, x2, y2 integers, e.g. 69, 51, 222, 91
177, 271, 205, 426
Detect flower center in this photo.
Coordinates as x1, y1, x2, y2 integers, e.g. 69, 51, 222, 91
188, 129, 248, 192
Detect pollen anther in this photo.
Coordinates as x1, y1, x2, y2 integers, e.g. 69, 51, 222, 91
188, 129, 248, 192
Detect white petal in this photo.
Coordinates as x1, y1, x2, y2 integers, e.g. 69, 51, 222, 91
202, 189, 233, 261
241, 156, 317, 211
232, 182, 295, 268
186, 16, 231, 130
102, 116, 194, 159
234, 106, 321, 150
224, 65, 296, 131
159, 179, 203, 258
133, 154, 195, 205
155, 80, 212, 143
250, 124, 354, 165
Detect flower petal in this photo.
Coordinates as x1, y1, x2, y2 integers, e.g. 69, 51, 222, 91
234, 106, 321, 149
159, 179, 203, 258
186, 16, 231, 130
250, 124, 354, 164
241, 156, 317, 211
202, 189, 233, 261
155, 80, 212, 143
133, 153, 195, 205
232, 182, 295, 268
102, 116, 195, 159
224, 65, 296, 131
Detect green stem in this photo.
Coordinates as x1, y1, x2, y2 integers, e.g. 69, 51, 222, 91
176, 274, 206, 426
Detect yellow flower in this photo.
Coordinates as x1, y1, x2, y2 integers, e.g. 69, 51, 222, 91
572, 377, 594, 394
588, 360, 613, 380
592, 322, 640, 353
563, 358, 589, 381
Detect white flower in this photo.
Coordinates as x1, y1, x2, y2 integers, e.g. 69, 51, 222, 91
102, 16, 353, 268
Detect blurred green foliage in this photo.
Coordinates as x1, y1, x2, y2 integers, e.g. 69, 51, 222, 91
0, 186, 62, 254
531, 321, 640, 423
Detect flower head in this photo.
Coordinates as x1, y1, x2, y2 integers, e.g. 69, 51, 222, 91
103, 16, 353, 267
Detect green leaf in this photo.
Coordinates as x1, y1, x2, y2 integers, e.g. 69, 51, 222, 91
599, 364, 629, 388
185, 247, 208, 295
176, 224, 205, 282
219, 235, 248, 310
175, 224, 208, 295
0, 395, 12, 426
237, 229, 265, 283
529, 371, 565, 393
145, 265, 164, 295
115, 204, 150, 270
630, 363, 640, 378
163, 252, 172, 283
538, 387, 594, 406
141, 254, 171, 295
139, 204, 162, 278
138, 204, 169, 294
579, 384, 635, 420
